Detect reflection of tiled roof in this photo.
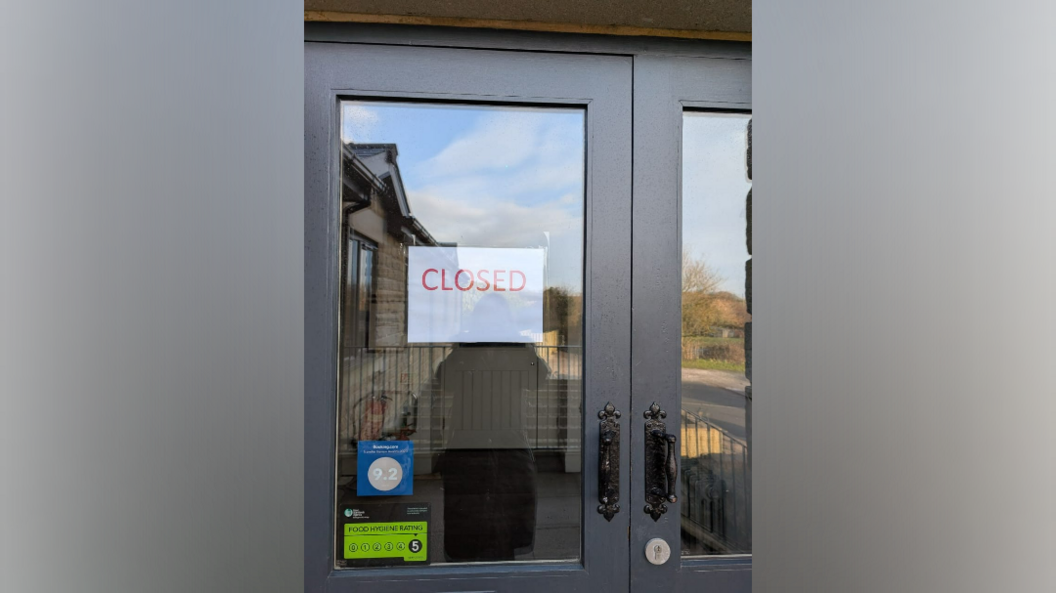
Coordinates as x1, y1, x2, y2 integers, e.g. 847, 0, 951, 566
341, 148, 387, 198
346, 144, 406, 216
348, 145, 395, 180
343, 143, 438, 246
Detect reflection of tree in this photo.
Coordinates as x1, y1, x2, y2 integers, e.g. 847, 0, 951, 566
708, 292, 750, 329
682, 248, 724, 336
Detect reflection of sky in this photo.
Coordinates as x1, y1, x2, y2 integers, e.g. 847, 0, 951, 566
342, 102, 585, 292
682, 113, 752, 296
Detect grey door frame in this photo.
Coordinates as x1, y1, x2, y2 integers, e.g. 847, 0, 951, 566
305, 23, 752, 593
631, 55, 752, 593
305, 41, 633, 593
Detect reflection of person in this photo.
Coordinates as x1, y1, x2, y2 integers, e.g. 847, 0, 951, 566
435, 344, 550, 561
452, 293, 523, 343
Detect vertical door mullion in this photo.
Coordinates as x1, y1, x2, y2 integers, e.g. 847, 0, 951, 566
630, 53, 752, 593
581, 54, 634, 593
630, 55, 685, 593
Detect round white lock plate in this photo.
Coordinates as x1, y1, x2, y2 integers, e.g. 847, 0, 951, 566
645, 537, 671, 565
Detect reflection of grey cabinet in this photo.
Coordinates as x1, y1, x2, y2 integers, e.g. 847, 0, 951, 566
439, 346, 544, 450
433, 345, 582, 473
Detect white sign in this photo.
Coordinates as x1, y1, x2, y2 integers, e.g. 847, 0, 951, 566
407, 246, 544, 343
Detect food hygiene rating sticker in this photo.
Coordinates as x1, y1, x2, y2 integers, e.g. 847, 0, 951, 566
338, 503, 430, 566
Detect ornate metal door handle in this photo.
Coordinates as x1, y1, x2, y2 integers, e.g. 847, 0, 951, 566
644, 402, 678, 521
597, 402, 621, 521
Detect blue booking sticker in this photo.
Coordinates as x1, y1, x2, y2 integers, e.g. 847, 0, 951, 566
357, 441, 413, 496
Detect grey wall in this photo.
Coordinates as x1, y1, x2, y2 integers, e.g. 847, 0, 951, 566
1, 2, 304, 592
754, 0, 1056, 591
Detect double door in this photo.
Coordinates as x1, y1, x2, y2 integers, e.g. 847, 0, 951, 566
306, 34, 751, 593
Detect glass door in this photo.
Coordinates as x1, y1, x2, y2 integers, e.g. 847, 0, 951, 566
334, 101, 586, 567
306, 42, 632, 593
630, 55, 753, 593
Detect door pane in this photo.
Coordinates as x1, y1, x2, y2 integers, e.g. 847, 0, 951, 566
680, 112, 752, 556
336, 101, 585, 568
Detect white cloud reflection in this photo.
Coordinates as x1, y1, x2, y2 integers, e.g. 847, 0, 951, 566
404, 108, 585, 290
417, 109, 584, 195
422, 111, 544, 176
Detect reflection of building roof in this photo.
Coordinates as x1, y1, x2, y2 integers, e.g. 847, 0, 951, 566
342, 143, 437, 246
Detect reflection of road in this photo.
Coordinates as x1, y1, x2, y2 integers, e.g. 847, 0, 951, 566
681, 369, 749, 441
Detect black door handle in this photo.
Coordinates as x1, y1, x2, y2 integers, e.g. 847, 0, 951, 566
644, 402, 677, 521
597, 402, 621, 521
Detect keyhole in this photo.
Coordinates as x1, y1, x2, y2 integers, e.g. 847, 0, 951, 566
645, 538, 668, 564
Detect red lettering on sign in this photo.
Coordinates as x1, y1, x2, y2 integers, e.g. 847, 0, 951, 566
510, 270, 526, 291
454, 269, 474, 291
422, 269, 439, 290
422, 267, 529, 293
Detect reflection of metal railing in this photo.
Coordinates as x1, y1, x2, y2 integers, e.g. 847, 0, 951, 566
338, 346, 582, 456
680, 409, 751, 554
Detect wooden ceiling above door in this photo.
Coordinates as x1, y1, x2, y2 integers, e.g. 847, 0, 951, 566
304, 0, 752, 41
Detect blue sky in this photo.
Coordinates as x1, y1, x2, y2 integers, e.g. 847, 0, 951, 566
342, 103, 750, 297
